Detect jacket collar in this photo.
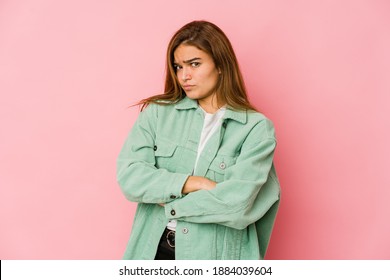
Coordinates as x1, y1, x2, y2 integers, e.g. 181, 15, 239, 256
175, 97, 247, 124
223, 108, 247, 124
174, 97, 198, 110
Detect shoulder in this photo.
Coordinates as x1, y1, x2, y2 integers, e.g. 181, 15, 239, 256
246, 110, 271, 123
142, 97, 198, 119
245, 111, 276, 141
223, 108, 276, 145
226, 108, 275, 134
139, 100, 177, 118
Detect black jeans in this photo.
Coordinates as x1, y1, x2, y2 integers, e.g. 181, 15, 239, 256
154, 228, 175, 260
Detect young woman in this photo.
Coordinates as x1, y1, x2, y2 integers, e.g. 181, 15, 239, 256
117, 20, 280, 260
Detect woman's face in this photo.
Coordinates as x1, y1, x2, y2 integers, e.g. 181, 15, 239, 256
173, 44, 220, 113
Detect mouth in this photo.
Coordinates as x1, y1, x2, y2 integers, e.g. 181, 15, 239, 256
182, 84, 194, 91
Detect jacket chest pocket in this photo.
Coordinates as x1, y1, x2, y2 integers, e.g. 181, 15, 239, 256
207, 155, 237, 183
154, 137, 178, 172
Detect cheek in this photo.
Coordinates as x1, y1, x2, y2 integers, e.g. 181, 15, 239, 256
207, 72, 220, 88
200, 69, 219, 87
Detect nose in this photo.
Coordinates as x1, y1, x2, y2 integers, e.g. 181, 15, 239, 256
180, 67, 191, 81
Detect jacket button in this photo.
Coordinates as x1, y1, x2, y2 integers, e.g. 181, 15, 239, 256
182, 228, 189, 234
153, 145, 157, 151
170, 210, 176, 216
170, 195, 177, 199
219, 162, 226, 170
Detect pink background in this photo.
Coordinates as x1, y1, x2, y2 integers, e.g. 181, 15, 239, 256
1, 0, 389, 259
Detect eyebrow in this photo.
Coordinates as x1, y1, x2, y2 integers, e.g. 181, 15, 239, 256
174, 57, 202, 64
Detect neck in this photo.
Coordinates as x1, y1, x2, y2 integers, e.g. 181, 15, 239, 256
198, 96, 225, 114
199, 102, 225, 114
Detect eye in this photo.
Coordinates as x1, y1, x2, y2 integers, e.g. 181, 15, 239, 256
173, 64, 182, 71
191, 62, 200, 67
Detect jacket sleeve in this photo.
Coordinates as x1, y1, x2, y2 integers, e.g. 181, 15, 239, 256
164, 119, 280, 230
116, 104, 189, 204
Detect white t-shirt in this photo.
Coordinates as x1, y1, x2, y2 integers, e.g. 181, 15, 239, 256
167, 106, 226, 231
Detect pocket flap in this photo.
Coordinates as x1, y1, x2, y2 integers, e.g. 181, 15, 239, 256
154, 137, 177, 157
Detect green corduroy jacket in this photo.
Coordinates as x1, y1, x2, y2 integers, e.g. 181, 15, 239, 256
117, 97, 280, 260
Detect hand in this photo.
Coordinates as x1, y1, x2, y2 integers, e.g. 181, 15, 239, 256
182, 176, 217, 194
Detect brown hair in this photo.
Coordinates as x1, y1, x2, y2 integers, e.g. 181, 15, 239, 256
138, 20, 257, 111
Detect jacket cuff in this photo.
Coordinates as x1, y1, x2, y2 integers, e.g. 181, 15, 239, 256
164, 173, 189, 202
164, 193, 198, 220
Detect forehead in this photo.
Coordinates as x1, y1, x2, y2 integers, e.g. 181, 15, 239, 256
173, 44, 211, 62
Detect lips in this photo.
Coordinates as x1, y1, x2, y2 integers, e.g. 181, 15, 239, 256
182, 84, 194, 91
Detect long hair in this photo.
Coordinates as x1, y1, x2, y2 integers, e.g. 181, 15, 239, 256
138, 20, 257, 111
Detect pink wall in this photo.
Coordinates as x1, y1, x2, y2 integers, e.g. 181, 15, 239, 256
0, 0, 389, 259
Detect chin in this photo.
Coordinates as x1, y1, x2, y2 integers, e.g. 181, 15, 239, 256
184, 93, 200, 100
